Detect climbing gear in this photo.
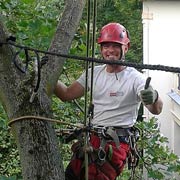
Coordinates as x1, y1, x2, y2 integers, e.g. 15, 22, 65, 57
83, 0, 97, 179
127, 127, 141, 180
97, 23, 130, 48
8, 115, 83, 128
8, 115, 141, 180
64, 126, 142, 180
1, 40, 180, 73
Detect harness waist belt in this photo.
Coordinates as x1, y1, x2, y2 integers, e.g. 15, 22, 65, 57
113, 127, 131, 137
92, 126, 131, 137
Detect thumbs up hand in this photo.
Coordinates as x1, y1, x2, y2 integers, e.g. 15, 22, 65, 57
140, 77, 158, 105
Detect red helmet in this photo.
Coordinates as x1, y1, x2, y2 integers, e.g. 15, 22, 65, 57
97, 23, 130, 48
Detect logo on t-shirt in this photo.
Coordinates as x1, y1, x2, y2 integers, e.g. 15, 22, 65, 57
109, 91, 124, 97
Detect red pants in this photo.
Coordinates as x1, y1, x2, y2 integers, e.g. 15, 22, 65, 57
65, 135, 130, 180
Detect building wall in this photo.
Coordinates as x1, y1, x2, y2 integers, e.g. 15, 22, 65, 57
142, 1, 180, 155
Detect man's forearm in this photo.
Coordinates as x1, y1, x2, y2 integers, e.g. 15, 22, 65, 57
145, 97, 163, 115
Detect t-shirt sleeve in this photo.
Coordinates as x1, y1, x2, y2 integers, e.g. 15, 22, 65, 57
76, 71, 86, 88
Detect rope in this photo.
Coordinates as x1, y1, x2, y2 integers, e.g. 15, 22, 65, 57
8, 115, 84, 128
88, 0, 97, 120
84, 0, 91, 179
1, 41, 180, 73
33, 51, 41, 93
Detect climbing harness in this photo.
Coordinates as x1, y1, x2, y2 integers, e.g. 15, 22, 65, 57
63, 125, 141, 180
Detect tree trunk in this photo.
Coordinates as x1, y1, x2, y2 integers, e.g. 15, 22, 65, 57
0, 0, 86, 179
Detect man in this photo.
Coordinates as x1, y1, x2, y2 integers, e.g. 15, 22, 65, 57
54, 23, 163, 180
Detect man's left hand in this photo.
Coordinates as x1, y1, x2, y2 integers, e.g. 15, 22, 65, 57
140, 86, 158, 105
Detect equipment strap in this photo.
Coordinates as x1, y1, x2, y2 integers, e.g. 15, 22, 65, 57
105, 127, 120, 148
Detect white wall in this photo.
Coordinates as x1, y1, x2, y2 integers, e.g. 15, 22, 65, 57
142, 1, 180, 152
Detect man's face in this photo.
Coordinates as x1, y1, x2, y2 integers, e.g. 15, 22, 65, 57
101, 42, 122, 61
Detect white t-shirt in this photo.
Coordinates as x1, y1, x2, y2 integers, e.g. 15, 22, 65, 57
77, 65, 146, 128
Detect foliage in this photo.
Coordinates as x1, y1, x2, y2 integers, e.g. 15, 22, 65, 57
137, 117, 180, 179
0, 0, 64, 49
120, 117, 180, 180
0, 104, 21, 179
0, 176, 22, 180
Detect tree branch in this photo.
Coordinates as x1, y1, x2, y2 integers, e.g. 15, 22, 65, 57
42, 0, 86, 96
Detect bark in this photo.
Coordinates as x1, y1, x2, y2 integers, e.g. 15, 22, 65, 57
0, 0, 86, 179
43, 0, 86, 95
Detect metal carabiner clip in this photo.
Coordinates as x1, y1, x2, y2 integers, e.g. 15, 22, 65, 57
101, 127, 108, 138
98, 147, 106, 161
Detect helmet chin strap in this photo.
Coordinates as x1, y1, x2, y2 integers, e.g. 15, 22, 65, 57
120, 54, 125, 61
120, 45, 125, 61
113, 46, 126, 79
